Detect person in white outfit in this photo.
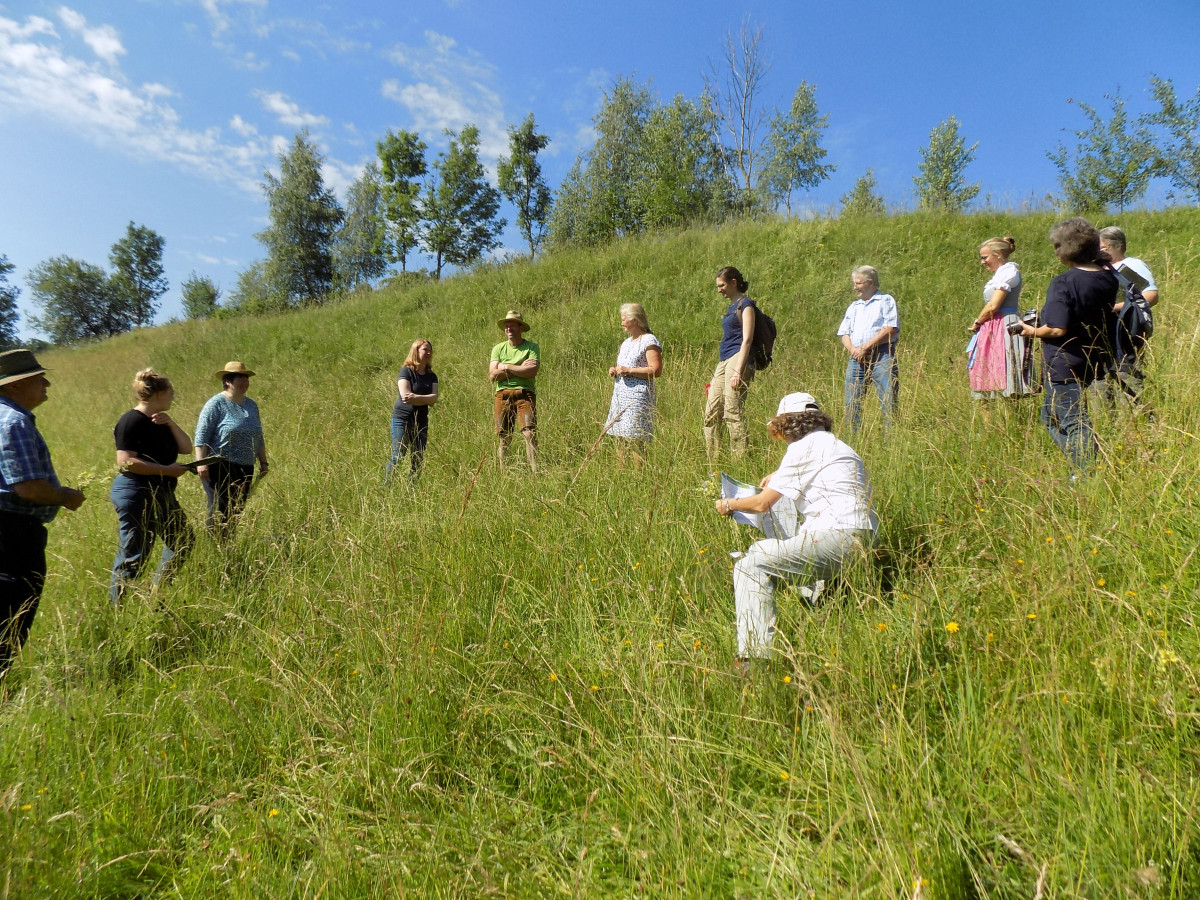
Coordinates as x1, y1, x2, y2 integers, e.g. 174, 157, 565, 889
714, 392, 878, 663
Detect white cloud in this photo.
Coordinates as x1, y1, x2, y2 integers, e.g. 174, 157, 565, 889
255, 89, 330, 128
196, 0, 268, 39
57, 6, 125, 64
229, 114, 258, 136
381, 30, 508, 160
0, 11, 270, 192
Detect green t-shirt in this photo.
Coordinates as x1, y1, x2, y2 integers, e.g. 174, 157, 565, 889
490, 339, 541, 392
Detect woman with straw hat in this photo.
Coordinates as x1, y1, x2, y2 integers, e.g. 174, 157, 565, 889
195, 361, 268, 539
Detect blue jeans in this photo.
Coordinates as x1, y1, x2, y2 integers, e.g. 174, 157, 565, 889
385, 411, 428, 481
844, 349, 898, 432
1041, 380, 1096, 470
110, 475, 194, 604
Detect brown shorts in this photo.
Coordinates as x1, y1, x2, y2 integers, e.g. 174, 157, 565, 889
494, 389, 537, 437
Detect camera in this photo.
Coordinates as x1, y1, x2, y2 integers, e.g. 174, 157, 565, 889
1008, 309, 1038, 336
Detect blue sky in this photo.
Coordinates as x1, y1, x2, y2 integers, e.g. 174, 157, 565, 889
2, 0, 1198, 334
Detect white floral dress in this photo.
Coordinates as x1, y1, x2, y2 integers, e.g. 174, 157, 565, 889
604, 332, 661, 441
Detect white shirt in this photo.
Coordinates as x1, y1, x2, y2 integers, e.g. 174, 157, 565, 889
767, 430, 878, 532
837, 293, 900, 346
1116, 256, 1157, 292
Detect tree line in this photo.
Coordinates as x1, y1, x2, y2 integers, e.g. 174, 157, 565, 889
5, 18, 1197, 344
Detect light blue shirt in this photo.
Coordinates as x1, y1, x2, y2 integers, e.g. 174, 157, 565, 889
837, 293, 900, 347
195, 394, 264, 466
0, 396, 61, 523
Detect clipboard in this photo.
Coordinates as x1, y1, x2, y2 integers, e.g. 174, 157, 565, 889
181, 456, 223, 471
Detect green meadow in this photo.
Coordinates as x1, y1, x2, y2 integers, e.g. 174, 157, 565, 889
2, 209, 1199, 897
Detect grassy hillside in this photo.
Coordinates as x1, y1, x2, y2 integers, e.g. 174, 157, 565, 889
2, 209, 1199, 897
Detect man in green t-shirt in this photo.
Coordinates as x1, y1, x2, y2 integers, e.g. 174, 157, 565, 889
489, 310, 541, 472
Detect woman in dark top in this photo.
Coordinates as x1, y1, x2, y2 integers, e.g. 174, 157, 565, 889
110, 369, 195, 604
703, 265, 757, 459
386, 339, 439, 481
1015, 218, 1117, 471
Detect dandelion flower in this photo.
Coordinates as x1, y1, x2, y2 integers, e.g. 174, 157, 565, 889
1016, 558, 1024, 565
20, 804, 31, 811
876, 623, 888, 632
1165, 529, 1174, 535
1026, 613, 1037, 620
655, 642, 664, 649
549, 673, 558, 682
268, 809, 279, 818
946, 621, 960, 633
1091, 548, 1099, 555
590, 685, 599, 692
1045, 537, 1054, 544
986, 633, 994, 643
1127, 590, 1137, 597
779, 771, 790, 781
1097, 578, 1106, 587
782, 675, 792, 684
697, 548, 708, 555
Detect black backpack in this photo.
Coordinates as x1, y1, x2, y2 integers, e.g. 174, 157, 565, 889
738, 298, 777, 370
1106, 263, 1154, 361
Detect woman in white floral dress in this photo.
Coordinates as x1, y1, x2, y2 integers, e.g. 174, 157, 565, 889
604, 303, 663, 465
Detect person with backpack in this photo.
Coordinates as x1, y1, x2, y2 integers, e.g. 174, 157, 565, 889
837, 265, 900, 432
1096, 226, 1158, 406
704, 266, 758, 459
1013, 218, 1117, 472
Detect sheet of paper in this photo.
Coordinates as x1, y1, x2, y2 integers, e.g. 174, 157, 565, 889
719, 472, 799, 540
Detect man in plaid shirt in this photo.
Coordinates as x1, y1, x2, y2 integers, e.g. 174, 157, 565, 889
0, 350, 85, 680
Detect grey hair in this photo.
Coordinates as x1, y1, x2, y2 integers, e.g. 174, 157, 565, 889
1097, 226, 1127, 253
852, 265, 879, 286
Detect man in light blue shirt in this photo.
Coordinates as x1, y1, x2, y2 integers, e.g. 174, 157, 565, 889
837, 266, 900, 432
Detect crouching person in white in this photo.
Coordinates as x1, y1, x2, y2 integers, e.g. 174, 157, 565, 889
714, 392, 878, 662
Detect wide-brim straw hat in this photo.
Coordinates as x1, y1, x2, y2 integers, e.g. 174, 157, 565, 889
0, 349, 48, 387
215, 361, 256, 378
497, 310, 531, 332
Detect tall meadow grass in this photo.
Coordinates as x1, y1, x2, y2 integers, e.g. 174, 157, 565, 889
1, 209, 1197, 897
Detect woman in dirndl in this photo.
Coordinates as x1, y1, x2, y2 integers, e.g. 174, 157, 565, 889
967, 236, 1036, 400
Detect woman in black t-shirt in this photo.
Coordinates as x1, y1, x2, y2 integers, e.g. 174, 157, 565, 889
1014, 218, 1117, 471
386, 339, 439, 482
109, 369, 196, 604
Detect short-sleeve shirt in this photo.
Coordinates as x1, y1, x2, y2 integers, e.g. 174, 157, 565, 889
984, 262, 1023, 314
0, 396, 61, 523
195, 394, 264, 466
1040, 267, 1118, 384
837, 293, 900, 347
491, 339, 540, 392
719, 298, 757, 361
114, 408, 181, 491
393, 366, 438, 421
766, 430, 877, 533
1116, 256, 1157, 293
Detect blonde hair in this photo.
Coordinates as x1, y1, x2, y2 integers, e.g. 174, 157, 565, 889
980, 236, 1016, 259
133, 368, 172, 401
402, 338, 433, 369
619, 303, 650, 333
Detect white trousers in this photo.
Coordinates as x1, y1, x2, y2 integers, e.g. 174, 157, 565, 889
733, 528, 874, 659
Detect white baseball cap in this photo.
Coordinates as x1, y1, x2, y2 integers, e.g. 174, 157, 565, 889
776, 392, 821, 416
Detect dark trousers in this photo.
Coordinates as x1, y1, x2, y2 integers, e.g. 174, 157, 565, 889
0, 512, 48, 677
202, 460, 255, 540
